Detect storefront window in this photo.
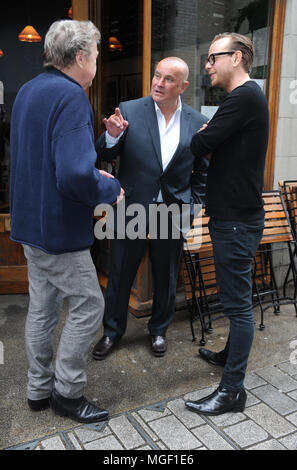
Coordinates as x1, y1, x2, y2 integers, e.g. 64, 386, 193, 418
151, 0, 271, 119
99, 0, 143, 121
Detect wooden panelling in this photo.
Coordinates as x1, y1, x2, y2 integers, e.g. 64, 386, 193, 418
0, 215, 28, 293
142, 0, 152, 97
264, 0, 287, 190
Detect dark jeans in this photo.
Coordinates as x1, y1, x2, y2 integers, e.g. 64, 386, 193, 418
209, 217, 264, 391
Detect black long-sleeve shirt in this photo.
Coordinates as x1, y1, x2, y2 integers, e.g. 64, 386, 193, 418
191, 81, 269, 221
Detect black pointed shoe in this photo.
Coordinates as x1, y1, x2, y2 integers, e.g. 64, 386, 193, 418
28, 397, 51, 411
199, 348, 227, 367
151, 335, 168, 357
50, 389, 109, 424
185, 386, 247, 416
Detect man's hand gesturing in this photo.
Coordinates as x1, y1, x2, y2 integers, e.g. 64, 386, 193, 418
103, 107, 129, 138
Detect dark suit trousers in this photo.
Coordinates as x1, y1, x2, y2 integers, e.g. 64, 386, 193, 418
103, 233, 184, 339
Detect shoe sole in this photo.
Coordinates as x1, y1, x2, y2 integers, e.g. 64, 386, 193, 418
185, 405, 246, 416
92, 353, 110, 361
28, 398, 51, 412
151, 350, 167, 357
28, 403, 51, 412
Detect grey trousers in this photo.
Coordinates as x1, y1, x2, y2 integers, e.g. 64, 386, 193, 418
23, 245, 104, 400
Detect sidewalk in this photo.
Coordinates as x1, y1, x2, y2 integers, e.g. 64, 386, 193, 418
1, 294, 297, 451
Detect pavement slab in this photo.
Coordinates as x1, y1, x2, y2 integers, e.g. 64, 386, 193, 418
1, 294, 297, 451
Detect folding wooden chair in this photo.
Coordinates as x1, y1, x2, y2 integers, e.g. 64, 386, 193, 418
182, 209, 222, 344
252, 190, 297, 329
279, 180, 297, 297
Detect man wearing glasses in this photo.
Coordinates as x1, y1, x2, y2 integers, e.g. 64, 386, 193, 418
185, 33, 269, 415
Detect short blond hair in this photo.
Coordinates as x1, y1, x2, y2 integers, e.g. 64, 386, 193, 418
212, 32, 254, 74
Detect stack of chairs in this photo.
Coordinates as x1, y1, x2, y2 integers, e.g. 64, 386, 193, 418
182, 208, 221, 344
181, 190, 297, 344
252, 190, 297, 329
279, 180, 297, 297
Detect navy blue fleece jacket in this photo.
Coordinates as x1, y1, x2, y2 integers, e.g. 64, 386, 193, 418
10, 68, 121, 254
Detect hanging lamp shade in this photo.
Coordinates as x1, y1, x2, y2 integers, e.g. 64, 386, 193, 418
68, 7, 73, 19
108, 36, 123, 52
0, 49, 4, 57
18, 25, 42, 43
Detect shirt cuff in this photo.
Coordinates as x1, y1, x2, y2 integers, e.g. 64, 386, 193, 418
105, 130, 124, 148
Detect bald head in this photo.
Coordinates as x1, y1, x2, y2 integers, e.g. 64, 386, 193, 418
156, 57, 189, 82
151, 56, 190, 112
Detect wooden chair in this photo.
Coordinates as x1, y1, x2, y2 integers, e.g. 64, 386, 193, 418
252, 190, 297, 329
279, 180, 297, 297
182, 208, 222, 344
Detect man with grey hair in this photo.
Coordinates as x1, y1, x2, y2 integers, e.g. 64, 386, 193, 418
10, 20, 122, 423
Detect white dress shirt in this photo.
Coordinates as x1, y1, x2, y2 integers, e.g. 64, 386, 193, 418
155, 97, 181, 201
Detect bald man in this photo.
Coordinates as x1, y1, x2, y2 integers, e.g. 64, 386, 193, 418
92, 57, 208, 360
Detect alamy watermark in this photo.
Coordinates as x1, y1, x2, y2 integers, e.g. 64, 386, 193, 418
94, 201, 202, 250
289, 80, 297, 105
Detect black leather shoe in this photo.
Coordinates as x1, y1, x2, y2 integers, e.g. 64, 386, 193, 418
50, 389, 108, 424
199, 348, 227, 367
28, 397, 50, 411
185, 386, 247, 416
151, 335, 168, 357
92, 336, 115, 361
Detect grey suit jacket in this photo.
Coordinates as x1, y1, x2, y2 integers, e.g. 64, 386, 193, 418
96, 96, 208, 231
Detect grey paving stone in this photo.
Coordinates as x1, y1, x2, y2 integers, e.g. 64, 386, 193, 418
145, 401, 167, 412
137, 407, 171, 422
287, 389, 297, 401
67, 432, 82, 450
279, 432, 297, 450
131, 412, 159, 442
40, 435, 66, 450
223, 420, 268, 448
184, 385, 217, 402
286, 411, 297, 426
247, 439, 287, 450
251, 384, 297, 415
277, 361, 297, 377
83, 435, 124, 450
192, 424, 234, 450
244, 372, 267, 390
108, 415, 145, 449
246, 390, 261, 407
8, 440, 40, 450
208, 412, 246, 427
156, 440, 167, 450
167, 398, 205, 428
148, 415, 202, 450
74, 426, 111, 443
244, 403, 296, 438
256, 365, 297, 392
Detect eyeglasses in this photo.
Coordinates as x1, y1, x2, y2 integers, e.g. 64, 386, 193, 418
205, 51, 235, 66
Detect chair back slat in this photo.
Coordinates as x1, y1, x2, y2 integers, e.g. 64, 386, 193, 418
279, 180, 297, 238
260, 190, 294, 245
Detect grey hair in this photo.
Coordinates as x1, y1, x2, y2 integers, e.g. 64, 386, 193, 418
43, 20, 101, 69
